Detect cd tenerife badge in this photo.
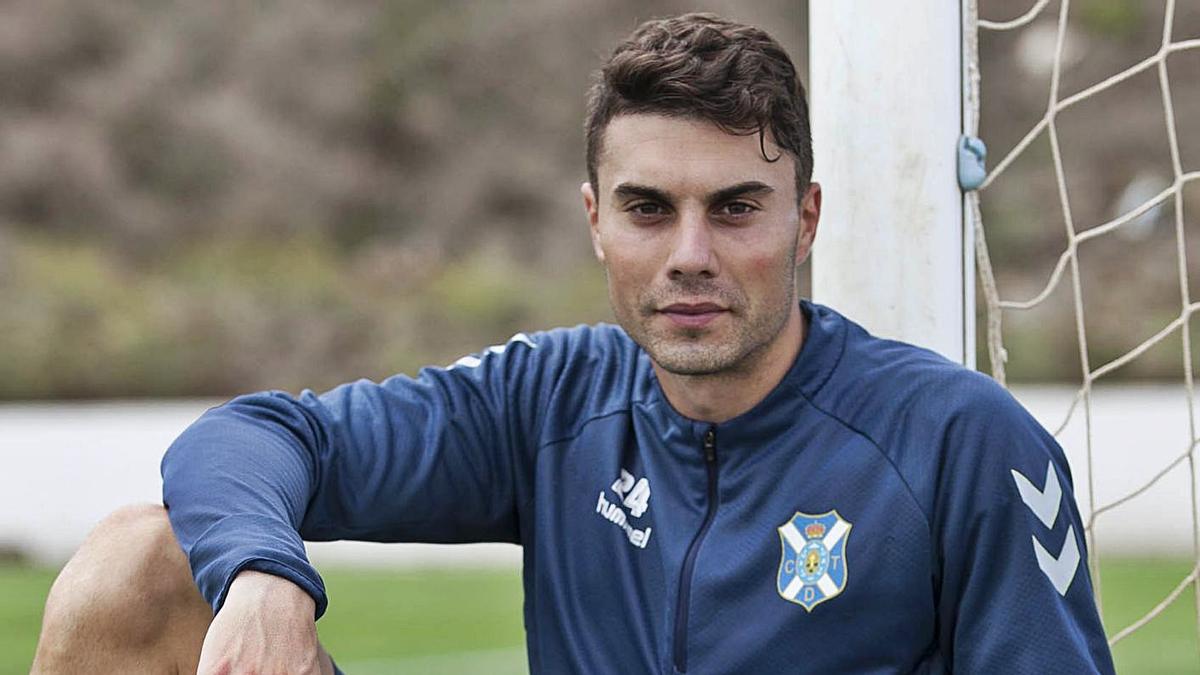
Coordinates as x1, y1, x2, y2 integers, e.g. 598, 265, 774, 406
776, 510, 852, 611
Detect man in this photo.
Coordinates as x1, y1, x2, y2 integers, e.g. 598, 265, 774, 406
34, 13, 1115, 674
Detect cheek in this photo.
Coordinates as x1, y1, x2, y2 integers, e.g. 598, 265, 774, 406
731, 246, 797, 303
601, 233, 663, 281
722, 221, 797, 271
601, 250, 656, 300
739, 244, 793, 278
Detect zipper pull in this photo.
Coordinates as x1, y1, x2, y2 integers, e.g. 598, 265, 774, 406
703, 429, 716, 463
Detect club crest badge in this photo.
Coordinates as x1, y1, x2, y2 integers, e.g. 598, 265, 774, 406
776, 510, 852, 611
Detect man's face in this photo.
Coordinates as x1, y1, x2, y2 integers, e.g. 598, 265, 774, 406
582, 114, 819, 377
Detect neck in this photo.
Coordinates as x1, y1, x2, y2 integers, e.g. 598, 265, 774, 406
653, 304, 806, 424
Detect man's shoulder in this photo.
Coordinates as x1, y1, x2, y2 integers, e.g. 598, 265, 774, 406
440, 322, 636, 372
811, 307, 1056, 516
816, 307, 1020, 429
529, 321, 636, 353
513, 322, 641, 379
508, 321, 646, 419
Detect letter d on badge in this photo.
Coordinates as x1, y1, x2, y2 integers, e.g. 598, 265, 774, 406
776, 510, 852, 611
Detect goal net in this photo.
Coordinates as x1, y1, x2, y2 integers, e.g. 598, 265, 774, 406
965, 0, 1200, 654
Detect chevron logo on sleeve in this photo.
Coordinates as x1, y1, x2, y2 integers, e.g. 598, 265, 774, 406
1011, 461, 1080, 596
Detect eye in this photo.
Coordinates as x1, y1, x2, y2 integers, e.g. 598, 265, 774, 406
717, 201, 758, 218
627, 202, 669, 219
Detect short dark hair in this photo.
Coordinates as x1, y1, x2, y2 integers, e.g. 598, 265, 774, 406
585, 13, 812, 198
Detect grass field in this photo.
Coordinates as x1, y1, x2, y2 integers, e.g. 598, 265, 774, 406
2, 560, 1196, 674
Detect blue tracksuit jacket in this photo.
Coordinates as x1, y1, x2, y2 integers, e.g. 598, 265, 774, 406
162, 300, 1115, 673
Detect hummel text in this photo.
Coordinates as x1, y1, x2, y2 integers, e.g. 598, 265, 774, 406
596, 491, 652, 549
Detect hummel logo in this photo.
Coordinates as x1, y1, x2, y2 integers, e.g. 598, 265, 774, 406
1012, 461, 1079, 596
1011, 462, 1061, 529
594, 468, 653, 549
1032, 525, 1080, 596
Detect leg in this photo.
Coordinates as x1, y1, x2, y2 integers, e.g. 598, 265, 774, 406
32, 504, 211, 674
31, 503, 336, 674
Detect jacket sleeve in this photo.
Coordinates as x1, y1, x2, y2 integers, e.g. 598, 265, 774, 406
161, 332, 556, 618
933, 382, 1115, 674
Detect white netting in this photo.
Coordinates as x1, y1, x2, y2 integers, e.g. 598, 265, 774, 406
965, 0, 1199, 650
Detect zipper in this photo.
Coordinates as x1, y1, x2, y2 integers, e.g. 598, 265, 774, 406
672, 427, 719, 673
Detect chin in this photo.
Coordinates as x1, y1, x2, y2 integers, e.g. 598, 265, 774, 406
647, 342, 744, 377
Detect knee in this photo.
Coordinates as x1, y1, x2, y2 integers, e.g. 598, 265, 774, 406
38, 503, 204, 649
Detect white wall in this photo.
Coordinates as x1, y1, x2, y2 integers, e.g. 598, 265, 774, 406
1, 386, 1195, 567
0, 400, 521, 568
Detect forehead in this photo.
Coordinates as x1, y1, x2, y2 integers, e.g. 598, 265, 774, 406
597, 113, 795, 197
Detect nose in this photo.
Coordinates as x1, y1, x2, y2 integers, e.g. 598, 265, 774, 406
666, 210, 719, 280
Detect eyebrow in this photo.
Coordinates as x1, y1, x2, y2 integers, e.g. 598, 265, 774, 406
710, 181, 775, 204
611, 181, 775, 205
612, 183, 672, 203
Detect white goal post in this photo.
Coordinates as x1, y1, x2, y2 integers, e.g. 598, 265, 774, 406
810, 0, 1200, 655
808, 1, 976, 368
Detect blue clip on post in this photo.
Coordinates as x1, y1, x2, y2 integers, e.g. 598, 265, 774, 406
957, 135, 987, 191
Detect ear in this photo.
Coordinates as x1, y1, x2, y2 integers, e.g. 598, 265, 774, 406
581, 181, 605, 264
795, 181, 821, 265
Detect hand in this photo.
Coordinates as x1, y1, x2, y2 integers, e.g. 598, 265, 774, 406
196, 570, 335, 675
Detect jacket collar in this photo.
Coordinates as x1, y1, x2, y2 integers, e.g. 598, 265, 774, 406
635, 299, 848, 450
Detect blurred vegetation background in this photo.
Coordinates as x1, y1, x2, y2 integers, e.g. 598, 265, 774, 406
0, 0, 1197, 400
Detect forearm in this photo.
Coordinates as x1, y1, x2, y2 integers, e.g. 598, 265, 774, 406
196, 570, 333, 675
162, 391, 328, 617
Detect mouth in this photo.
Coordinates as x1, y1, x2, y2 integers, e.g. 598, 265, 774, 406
657, 302, 729, 329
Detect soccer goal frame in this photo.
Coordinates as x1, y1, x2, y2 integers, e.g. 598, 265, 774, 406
808, 1, 976, 368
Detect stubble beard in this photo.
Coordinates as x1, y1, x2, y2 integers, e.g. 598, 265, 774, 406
611, 266, 797, 379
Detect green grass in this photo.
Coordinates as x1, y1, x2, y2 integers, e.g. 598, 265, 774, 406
1103, 559, 1199, 674
318, 569, 528, 673
2, 560, 1197, 674
0, 566, 55, 674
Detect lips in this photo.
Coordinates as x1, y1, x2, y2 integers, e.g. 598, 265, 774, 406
658, 302, 728, 329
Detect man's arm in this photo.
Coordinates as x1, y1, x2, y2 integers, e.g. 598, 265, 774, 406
161, 331, 553, 619
933, 383, 1115, 673
195, 571, 334, 675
